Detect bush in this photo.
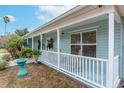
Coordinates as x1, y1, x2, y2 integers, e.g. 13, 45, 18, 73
2, 54, 11, 61
18, 48, 32, 58
6, 34, 24, 59
0, 60, 9, 70
18, 48, 41, 59
32, 50, 41, 57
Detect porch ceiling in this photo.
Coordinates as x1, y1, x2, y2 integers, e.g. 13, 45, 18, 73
60, 14, 108, 31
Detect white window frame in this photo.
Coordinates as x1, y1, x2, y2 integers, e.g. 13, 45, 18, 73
70, 29, 97, 57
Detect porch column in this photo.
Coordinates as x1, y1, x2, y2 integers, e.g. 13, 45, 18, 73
40, 34, 42, 51
107, 12, 114, 87
57, 29, 60, 70
32, 36, 34, 50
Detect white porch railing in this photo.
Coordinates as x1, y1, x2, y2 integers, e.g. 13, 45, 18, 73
113, 56, 120, 87
39, 50, 120, 88
60, 52, 107, 87
39, 50, 58, 68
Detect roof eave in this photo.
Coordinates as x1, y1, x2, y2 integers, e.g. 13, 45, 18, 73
23, 5, 88, 38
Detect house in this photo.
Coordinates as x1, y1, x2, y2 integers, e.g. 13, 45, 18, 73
23, 5, 124, 88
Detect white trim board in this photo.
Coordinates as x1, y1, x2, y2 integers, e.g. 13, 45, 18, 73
68, 26, 99, 34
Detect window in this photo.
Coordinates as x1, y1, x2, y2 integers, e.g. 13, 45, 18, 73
82, 45, 96, 57
71, 33, 81, 55
71, 33, 80, 44
71, 30, 96, 57
71, 45, 81, 55
82, 31, 96, 43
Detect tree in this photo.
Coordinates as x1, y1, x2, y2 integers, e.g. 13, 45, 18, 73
6, 34, 24, 58
0, 36, 8, 48
15, 28, 29, 36
3, 16, 10, 36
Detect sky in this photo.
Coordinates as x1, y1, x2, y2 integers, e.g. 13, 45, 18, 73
0, 5, 76, 36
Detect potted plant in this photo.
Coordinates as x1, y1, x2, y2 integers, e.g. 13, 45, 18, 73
18, 48, 32, 58
25, 48, 32, 58
32, 50, 41, 62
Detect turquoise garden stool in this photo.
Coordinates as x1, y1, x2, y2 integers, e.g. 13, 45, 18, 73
16, 58, 28, 78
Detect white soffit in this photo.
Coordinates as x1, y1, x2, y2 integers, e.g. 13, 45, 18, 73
60, 14, 108, 31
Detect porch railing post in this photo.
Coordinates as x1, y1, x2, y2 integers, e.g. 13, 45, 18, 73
57, 28, 60, 70
107, 12, 114, 87
32, 36, 34, 50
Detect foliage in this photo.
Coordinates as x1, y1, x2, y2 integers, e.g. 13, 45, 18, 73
3, 16, 10, 36
0, 60, 9, 70
18, 48, 41, 59
18, 48, 32, 58
6, 34, 24, 58
3, 16, 10, 24
32, 50, 41, 56
47, 37, 54, 49
0, 36, 8, 48
2, 54, 11, 61
15, 28, 29, 36
7, 34, 24, 50
7, 48, 18, 59
23, 39, 28, 48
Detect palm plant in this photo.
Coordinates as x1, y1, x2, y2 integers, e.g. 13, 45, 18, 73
3, 16, 10, 36
6, 34, 24, 58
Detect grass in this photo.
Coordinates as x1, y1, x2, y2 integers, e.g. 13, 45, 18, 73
0, 48, 8, 53
0, 63, 88, 88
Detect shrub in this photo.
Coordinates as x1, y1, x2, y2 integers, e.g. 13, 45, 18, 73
7, 48, 18, 59
32, 50, 41, 62
18, 48, 32, 58
0, 60, 9, 70
2, 54, 11, 61
6, 34, 24, 59
32, 50, 41, 57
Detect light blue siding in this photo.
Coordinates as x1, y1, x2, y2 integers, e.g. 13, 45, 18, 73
60, 19, 109, 59
114, 21, 121, 56
60, 30, 71, 53
114, 21, 122, 78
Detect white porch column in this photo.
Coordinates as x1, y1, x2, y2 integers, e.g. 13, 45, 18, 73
107, 12, 115, 87
32, 37, 34, 50
57, 29, 60, 70
40, 34, 43, 51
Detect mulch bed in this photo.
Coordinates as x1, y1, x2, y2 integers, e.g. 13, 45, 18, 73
0, 63, 88, 88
